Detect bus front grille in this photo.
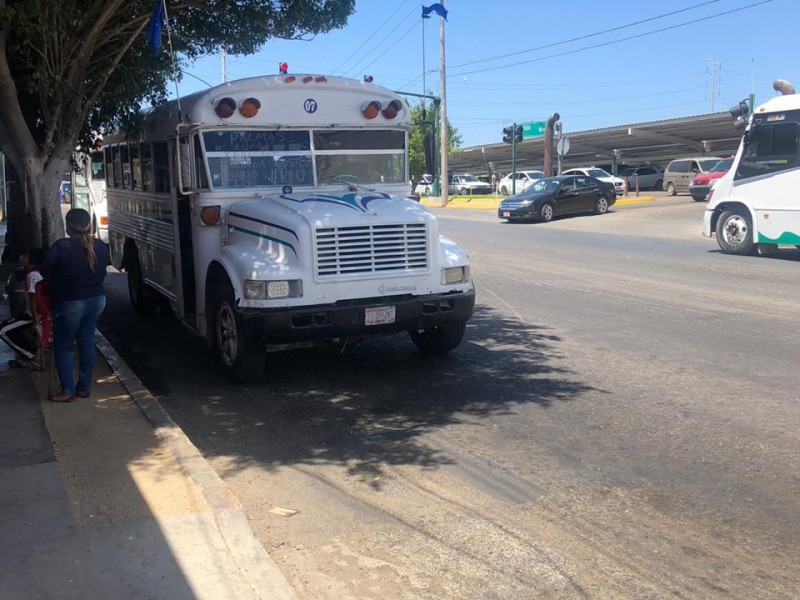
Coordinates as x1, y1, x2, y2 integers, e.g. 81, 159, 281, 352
315, 223, 428, 278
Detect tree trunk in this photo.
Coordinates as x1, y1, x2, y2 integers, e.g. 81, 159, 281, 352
17, 155, 67, 249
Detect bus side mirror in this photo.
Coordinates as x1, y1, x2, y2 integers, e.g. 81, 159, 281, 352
730, 99, 750, 131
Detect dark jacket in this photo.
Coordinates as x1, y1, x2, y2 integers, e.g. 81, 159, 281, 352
40, 238, 111, 303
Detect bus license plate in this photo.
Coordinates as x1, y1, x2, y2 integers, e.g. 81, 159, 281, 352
503, 211, 510, 217
365, 306, 396, 326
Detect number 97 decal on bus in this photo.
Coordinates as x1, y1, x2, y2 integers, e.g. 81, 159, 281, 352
104, 74, 475, 383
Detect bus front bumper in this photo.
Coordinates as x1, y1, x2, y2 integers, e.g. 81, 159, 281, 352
703, 209, 714, 238
240, 289, 476, 345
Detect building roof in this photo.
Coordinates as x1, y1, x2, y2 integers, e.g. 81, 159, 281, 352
450, 111, 743, 175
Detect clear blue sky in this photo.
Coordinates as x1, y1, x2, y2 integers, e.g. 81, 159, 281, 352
178, 0, 800, 148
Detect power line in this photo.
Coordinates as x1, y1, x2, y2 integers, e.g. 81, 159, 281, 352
448, 0, 721, 71
449, 0, 774, 79
341, 3, 422, 78
331, 0, 416, 76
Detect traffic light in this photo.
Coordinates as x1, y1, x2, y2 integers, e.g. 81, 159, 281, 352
729, 98, 750, 131
502, 125, 523, 144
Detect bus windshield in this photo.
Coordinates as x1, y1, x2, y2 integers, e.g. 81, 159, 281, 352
202, 129, 406, 189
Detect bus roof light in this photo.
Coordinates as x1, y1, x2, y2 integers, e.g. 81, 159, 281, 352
315, 76, 327, 83
284, 76, 296, 84
214, 97, 236, 119
303, 76, 313, 83
382, 99, 403, 120
239, 97, 261, 118
361, 100, 382, 119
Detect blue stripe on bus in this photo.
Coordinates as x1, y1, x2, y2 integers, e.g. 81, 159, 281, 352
228, 225, 298, 257
229, 212, 299, 240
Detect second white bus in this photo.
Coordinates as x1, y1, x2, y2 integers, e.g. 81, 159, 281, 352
703, 81, 800, 255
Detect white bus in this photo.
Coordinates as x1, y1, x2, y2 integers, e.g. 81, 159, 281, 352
703, 80, 800, 255
73, 148, 108, 241
105, 74, 475, 382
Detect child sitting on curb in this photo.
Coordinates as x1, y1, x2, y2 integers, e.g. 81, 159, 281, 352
0, 248, 46, 370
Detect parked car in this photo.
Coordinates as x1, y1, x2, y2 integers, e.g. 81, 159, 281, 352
498, 175, 616, 222
619, 166, 664, 191
414, 174, 434, 195
687, 157, 734, 201
561, 167, 625, 196
497, 170, 545, 195
449, 173, 492, 195
662, 156, 722, 196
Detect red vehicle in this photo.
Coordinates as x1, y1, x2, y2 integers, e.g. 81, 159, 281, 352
688, 157, 734, 202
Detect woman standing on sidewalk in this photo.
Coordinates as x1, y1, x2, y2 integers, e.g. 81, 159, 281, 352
41, 208, 111, 402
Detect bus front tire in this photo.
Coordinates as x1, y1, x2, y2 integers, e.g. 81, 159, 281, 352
715, 210, 754, 255
212, 281, 265, 383
409, 320, 467, 355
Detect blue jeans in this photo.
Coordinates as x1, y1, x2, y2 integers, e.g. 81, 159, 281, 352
52, 295, 106, 395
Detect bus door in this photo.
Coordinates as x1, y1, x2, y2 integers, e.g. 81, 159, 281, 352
169, 135, 197, 316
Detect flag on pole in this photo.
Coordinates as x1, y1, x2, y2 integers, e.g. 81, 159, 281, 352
421, 3, 448, 21
146, 0, 164, 56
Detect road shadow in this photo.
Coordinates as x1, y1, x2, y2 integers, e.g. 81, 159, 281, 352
99, 272, 600, 489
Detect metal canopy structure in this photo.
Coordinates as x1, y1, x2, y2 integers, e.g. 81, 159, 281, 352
450, 111, 743, 176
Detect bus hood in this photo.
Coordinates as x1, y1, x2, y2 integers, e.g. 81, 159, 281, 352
226, 190, 434, 235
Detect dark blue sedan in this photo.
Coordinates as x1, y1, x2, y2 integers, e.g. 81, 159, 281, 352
498, 175, 615, 222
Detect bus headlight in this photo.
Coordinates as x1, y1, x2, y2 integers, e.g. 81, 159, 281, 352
442, 266, 469, 285
244, 279, 303, 299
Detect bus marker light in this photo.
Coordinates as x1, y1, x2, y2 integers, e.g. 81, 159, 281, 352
200, 205, 221, 226
315, 76, 327, 83
284, 76, 296, 83
239, 97, 261, 118
214, 97, 236, 118
303, 76, 313, 83
361, 100, 381, 119
382, 99, 402, 120
282, 185, 293, 194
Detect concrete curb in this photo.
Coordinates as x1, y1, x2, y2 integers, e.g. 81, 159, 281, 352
94, 332, 298, 600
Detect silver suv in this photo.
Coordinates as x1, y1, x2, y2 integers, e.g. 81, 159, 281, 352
662, 157, 722, 196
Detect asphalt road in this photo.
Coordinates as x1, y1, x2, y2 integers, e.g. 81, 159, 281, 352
98, 196, 800, 599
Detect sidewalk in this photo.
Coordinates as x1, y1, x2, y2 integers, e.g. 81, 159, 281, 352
0, 299, 297, 599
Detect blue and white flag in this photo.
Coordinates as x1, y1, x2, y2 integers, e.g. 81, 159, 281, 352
422, 3, 448, 21
146, 0, 164, 56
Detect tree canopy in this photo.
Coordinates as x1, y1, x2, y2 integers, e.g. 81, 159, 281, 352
408, 101, 462, 182
0, 0, 355, 251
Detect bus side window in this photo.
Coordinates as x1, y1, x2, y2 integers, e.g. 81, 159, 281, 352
141, 143, 153, 192
153, 142, 170, 193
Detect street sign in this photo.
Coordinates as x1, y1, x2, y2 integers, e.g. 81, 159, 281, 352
521, 121, 546, 139
557, 136, 571, 156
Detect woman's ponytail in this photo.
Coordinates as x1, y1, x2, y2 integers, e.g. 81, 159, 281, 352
64, 208, 97, 271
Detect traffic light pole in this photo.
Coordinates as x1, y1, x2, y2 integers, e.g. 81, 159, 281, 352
511, 129, 517, 195
502, 123, 523, 194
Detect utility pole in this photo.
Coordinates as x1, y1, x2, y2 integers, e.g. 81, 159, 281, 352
438, 1, 448, 207
221, 49, 227, 83
706, 58, 719, 112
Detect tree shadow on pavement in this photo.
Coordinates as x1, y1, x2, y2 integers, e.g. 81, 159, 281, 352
99, 275, 601, 490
